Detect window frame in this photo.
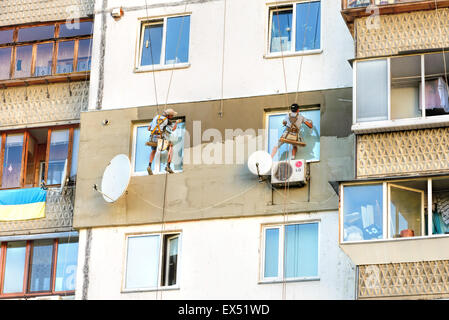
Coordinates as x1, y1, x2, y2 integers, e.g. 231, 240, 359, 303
260, 221, 320, 283
135, 13, 192, 72
264, 107, 321, 163
265, 0, 322, 59
353, 52, 449, 132
0, 237, 78, 299
0, 125, 79, 190
0, 19, 93, 81
340, 177, 448, 244
122, 231, 182, 293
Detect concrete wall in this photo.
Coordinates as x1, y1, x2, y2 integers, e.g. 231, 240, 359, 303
73, 88, 354, 228
75, 211, 356, 300
90, 0, 354, 110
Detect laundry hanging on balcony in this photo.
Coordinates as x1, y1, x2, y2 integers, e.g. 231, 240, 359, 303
0, 188, 47, 221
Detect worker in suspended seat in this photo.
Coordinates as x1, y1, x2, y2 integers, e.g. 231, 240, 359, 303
270, 103, 313, 160
146, 108, 182, 175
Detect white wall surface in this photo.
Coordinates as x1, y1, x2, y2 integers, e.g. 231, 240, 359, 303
75, 211, 356, 299
90, 0, 354, 110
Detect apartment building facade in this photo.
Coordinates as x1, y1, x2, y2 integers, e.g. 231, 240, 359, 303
340, 0, 449, 299
0, 0, 93, 299
73, 0, 357, 299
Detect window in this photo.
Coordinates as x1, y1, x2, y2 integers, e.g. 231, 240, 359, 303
0, 126, 79, 189
268, 1, 321, 54
262, 223, 319, 281
341, 177, 449, 243
266, 108, 320, 162
354, 52, 449, 129
138, 15, 190, 68
0, 237, 78, 298
132, 120, 186, 175
124, 233, 180, 290
0, 20, 93, 80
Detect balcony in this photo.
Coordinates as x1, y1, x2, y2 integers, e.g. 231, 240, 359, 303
341, 0, 449, 25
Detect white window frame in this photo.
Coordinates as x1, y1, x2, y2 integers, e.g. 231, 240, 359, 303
264, 108, 321, 163
352, 52, 449, 133
122, 232, 182, 293
135, 13, 191, 72
265, 0, 323, 59
340, 177, 449, 244
130, 122, 185, 176
260, 221, 320, 283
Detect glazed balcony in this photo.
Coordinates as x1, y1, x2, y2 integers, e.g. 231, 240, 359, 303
341, 0, 449, 25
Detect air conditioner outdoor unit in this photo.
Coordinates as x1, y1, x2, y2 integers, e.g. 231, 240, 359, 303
271, 159, 306, 187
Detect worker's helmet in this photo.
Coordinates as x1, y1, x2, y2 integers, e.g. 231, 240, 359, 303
290, 103, 300, 112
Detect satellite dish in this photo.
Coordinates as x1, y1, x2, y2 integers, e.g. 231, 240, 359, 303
98, 154, 131, 203
248, 151, 272, 176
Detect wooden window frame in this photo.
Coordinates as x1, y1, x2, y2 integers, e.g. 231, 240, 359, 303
0, 19, 93, 81
0, 238, 77, 299
0, 125, 78, 190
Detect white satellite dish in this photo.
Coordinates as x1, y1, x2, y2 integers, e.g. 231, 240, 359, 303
97, 154, 131, 203
248, 151, 272, 176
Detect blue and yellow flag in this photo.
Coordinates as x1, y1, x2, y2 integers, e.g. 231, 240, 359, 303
0, 188, 47, 221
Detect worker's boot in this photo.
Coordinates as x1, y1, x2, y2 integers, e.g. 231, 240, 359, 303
165, 165, 174, 174
147, 166, 153, 175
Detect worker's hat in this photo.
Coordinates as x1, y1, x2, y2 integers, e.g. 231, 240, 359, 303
163, 108, 178, 117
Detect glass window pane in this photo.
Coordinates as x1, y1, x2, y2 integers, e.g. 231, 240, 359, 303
59, 21, 93, 37
166, 236, 179, 286
284, 223, 319, 278
141, 23, 163, 66
18, 25, 54, 42
296, 2, 321, 51
55, 238, 78, 292
70, 128, 80, 179
391, 55, 421, 120
165, 16, 190, 64
390, 186, 422, 238
56, 41, 75, 74
15, 45, 33, 78
343, 184, 383, 241
0, 47, 11, 80
125, 235, 160, 289
47, 130, 69, 185
270, 9, 292, 53
424, 52, 449, 116
2, 133, 24, 189
29, 239, 53, 292
35, 43, 53, 76
268, 110, 320, 162
135, 126, 151, 172
356, 59, 388, 122
77, 38, 92, 72
3, 241, 26, 294
0, 29, 13, 44
264, 228, 279, 278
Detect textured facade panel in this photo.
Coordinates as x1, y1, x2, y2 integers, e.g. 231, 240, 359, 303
0, 0, 94, 27
357, 128, 449, 177
356, 8, 449, 58
0, 81, 89, 128
0, 186, 75, 236
358, 261, 449, 299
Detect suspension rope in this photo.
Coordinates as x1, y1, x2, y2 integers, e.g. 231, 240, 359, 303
219, 0, 228, 118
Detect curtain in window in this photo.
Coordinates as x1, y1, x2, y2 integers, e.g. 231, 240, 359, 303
126, 235, 160, 289
55, 238, 78, 291
0, 47, 11, 80
3, 241, 26, 293
2, 134, 24, 189
296, 1, 321, 51
284, 223, 318, 278
47, 130, 69, 185
70, 129, 80, 179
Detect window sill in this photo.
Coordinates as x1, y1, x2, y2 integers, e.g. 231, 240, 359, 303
122, 285, 180, 294
134, 63, 190, 73
352, 115, 449, 134
258, 277, 320, 284
263, 49, 322, 59
342, 233, 449, 245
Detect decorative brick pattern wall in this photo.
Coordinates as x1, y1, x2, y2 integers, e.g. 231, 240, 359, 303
356, 8, 449, 58
358, 261, 449, 299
